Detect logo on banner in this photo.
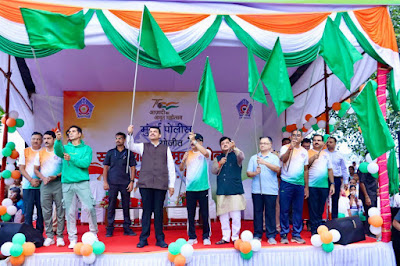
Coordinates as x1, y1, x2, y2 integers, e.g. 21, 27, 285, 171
236, 99, 253, 119
73, 97, 94, 118
153, 99, 179, 110
150, 99, 182, 120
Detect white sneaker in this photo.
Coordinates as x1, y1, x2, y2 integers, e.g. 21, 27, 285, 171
203, 238, 211, 245
57, 238, 65, 247
187, 239, 198, 245
68, 240, 77, 249
43, 238, 55, 247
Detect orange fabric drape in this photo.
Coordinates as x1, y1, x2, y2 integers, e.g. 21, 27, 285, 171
237, 12, 330, 34
354, 7, 398, 52
109, 10, 209, 33
0, 0, 81, 24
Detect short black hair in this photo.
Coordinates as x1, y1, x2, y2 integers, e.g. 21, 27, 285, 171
116, 132, 126, 139
349, 185, 356, 190
328, 136, 337, 143
10, 187, 21, 201
32, 132, 43, 137
219, 136, 231, 145
301, 138, 311, 144
313, 134, 323, 141
349, 166, 354, 170
291, 129, 302, 136
282, 138, 290, 144
149, 126, 161, 134
68, 125, 82, 134
43, 131, 56, 138
259, 136, 273, 144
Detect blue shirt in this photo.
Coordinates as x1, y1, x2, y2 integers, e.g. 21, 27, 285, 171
247, 152, 280, 195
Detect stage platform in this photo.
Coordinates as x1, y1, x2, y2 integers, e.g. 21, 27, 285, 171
1, 221, 396, 266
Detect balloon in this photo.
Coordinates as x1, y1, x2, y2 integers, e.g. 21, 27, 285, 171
317, 120, 326, 129
2, 198, 13, 207
8, 111, 19, 119
92, 241, 105, 255
250, 239, 261, 252
15, 119, 24, 128
22, 242, 35, 256
80, 244, 93, 256
359, 162, 369, 173
7, 157, 16, 164
365, 153, 373, 163
73, 242, 84, 255
8, 126, 17, 133
0, 206, 6, 216
281, 126, 286, 132
10, 244, 23, 257
369, 225, 382, 235
6, 118, 16, 128
7, 205, 17, 216
286, 124, 297, 132
329, 125, 334, 133
168, 252, 177, 262
10, 150, 19, 159
302, 126, 308, 133
329, 117, 337, 125
2, 170, 12, 179
175, 238, 187, 249
282, 132, 291, 138
368, 215, 383, 227
310, 234, 323, 247
372, 172, 379, 178
296, 120, 303, 130
239, 241, 252, 254
6, 164, 16, 172
240, 250, 253, 260
11, 171, 21, 180
305, 114, 312, 121
12, 233, 26, 245
341, 101, 350, 111
1, 116, 6, 125
337, 108, 347, 118
320, 231, 333, 244
330, 229, 341, 243
322, 242, 334, 253
240, 230, 253, 242
309, 117, 317, 125
368, 207, 380, 217
317, 225, 329, 235
317, 113, 327, 122
174, 254, 186, 266
332, 102, 342, 111
4, 178, 14, 186
2, 147, 12, 157
1, 242, 13, 256
82, 253, 96, 264
180, 244, 194, 258
81, 232, 97, 245
9, 255, 25, 266
304, 121, 312, 130
367, 162, 379, 174
312, 124, 319, 131
5, 142, 16, 150
323, 134, 330, 142
234, 239, 243, 250
168, 242, 180, 255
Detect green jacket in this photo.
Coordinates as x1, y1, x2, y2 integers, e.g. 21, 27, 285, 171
54, 139, 92, 184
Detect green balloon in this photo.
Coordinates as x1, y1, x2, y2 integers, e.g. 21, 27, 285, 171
1, 213, 11, 222
282, 126, 287, 132
175, 238, 187, 249
323, 134, 330, 142
329, 124, 334, 133
6, 142, 15, 150
92, 241, 105, 255
12, 233, 26, 245
372, 172, 379, 179
322, 242, 334, 253
10, 244, 23, 257
312, 124, 319, 131
15, 118, 24, 128
337, 108, 347, 118
2, 147, 12, 157
168, 242, 180, 255
338, 213, 346, 218
359, 162, 369, 173
8, 126, 16, 133
340, 101, 350, 112
241, 251, 253, 260
2, 170, 11, 179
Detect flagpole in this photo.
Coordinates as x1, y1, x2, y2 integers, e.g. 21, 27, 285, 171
191, 102, 199, 132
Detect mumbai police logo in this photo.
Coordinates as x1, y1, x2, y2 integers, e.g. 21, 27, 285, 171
236, 99, 253, 119
74, 97, 94, 119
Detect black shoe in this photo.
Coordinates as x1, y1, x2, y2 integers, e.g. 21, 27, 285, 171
137, 241, 148, 248
124, 228, 137, 236
106, 228, 114, 237
156, 241, 168, 248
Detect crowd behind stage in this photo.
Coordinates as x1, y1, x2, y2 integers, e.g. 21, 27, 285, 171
2, 125, 400, 256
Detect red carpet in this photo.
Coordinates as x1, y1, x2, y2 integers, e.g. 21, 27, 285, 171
35, 221, 377, 254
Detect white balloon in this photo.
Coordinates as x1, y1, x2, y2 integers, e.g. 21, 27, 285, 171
369, 225, 382, 235
368, 207, 380, 217
82, 232, 97, 245
310, 234, 323, 247
250, 239, 262, 252
4, 178, 15, 186
296, 120, 303, 130
309, 117, 317, 125
317, 120, 326, 129
329, 117, 337, 125
5, 164, 15, 171
82, 253, 96, 265
365, 153, 373, 163
330, 229, 341, 243
6, 205, 17, 216
180, 244, 194, 258
282, 132, 291, 138
304, 121, 312, 130
6, 157, 16, 165
367, 162, 379, 174
1, 198, 13, 207
8, 111, 19, 119
240, 230, 253, 242
1, 242, 13, 256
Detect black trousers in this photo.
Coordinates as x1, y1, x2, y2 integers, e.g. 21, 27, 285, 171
252, 194, 277, 239
331, 177, 342, 219
362, 196, 377, 235
308, 187, 329, 235
139, 188, 167, 242
23, 189, 44, 233
186, 190, 210, 240
107, 184, 131, 229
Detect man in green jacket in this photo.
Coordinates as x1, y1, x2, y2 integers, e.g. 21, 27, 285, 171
55, 125, 97, 249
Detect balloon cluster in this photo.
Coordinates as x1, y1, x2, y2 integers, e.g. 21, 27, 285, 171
1, 141, 20, 186
167, 238, 194, 266
0, 198, 17, 222
367, 207, 383, 236
233, 230, 261, 260
332, 101, 350, 118
282, 113, 335, 138
359, 154, 379, 178
0, 233, 35, 265
311, 225, 341, 253
1, 111, 24, 133
73, 232, 105, 265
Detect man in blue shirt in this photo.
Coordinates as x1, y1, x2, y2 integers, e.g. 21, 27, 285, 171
247, 136, 280, 244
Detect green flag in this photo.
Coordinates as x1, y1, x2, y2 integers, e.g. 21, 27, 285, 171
248, 50, 268, 106
388, 149, 399, 196
260, 38, 293, 115
351, 80, 395, 160
139, 6, 186, 74
319, 17, 363, 90
197, 57, 223, 134
20, 8, 85, 50
388, 70, 400, 112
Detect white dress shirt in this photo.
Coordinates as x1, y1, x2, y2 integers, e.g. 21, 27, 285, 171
326, 149, 349, 184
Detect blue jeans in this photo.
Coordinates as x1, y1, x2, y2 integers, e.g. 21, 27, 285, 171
23, 189, 44, 233
252, 194, 277, 239
308, 187, 329, 235
279, 181, 304, 237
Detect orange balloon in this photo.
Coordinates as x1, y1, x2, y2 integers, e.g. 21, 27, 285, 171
368, 215, 383, 227
73, 242, 84, 255
6, 118, 16, 127
234, 239, 243, 250
317, 225, 329, 235
22, 242, 36, 256
168, 252, 177, 262
1, 116, 6, 125
80, 244, 93, 256
321, 231, 333, 244
0, 205, 6, 216
302, 126, 308, 133
239, 241, 252, 254
11, 170, 21, 180
286, 124, 297, 132
305, 114, 312, 121
317, 113, 327, 122
10, 150, 19, 159
174, 254, 186, 266
332, 102, 342, 111
10, 255, 25, 266
345, 98, 351, 103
